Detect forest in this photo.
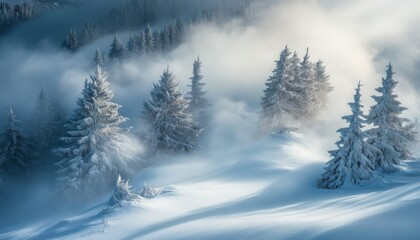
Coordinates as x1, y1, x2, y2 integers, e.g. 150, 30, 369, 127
0, 0, 419, 239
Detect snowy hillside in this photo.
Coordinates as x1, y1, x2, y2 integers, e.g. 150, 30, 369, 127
1, 0, 420, 239
1, 133, 419, 240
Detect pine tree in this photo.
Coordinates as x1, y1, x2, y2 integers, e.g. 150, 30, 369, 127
109, 35, 125, 62
79, 21, 94, 45
144, 24, 155, 55
30, 87, 65, 161
62, 29, 79, 51
299, 48, 318, 120
93, 48, 105, 67
366, 63, 416, 172
314, 60, 333, 107
127, 35, 137, 57
54, 66, 128, 197
187, 57, 209, 129
260, 46, 300, 131
0, 109, 28, 176
141, 68, 201, 153
319, 83, 377, 189
137, 32, 147, 56
153, 30, 162, 52
161, 26, 170, 53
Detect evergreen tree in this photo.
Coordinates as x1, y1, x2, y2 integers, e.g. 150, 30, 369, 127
187, 57, 209, 129
0, 109, 28, 176
54, 66, 128, 197
79, 21, 94, 45
109, 35, 125, 62
153, 30, 162, 52
137, 32, 147, 56
260, 46, 300, 131
93, 48, 105, 67
314, 60, 333, 107
299, 48, 318, 120
366, 63, 416, 172
319, 83, 377, 189
62, 29, 79, 51
161, 26, 170, 53
30, 87, 65, 161
144, 24, 155, 54
141, 68, 201, 153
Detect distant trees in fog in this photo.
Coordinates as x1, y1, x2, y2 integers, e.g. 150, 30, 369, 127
0, 109, 29, 183
0, 0, 68, 34
62, 0, 254, 52
0, 1, 33, 33
259, 46, 333, 132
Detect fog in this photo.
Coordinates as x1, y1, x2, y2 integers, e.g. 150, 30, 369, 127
0, 0, 420, 229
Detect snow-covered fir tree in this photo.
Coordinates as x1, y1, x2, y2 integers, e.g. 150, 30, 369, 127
93, 48, 105, 67
54, 66, 128, 198
79, 21, 95, 45
366, 63, 417, 173
141, 68, 201, 153
30, 87, 65, 161
161, 26, 170, 53
314, 60, 333, 107
62, 29, 79, 51
144, 24, 155, 54
127, 35, 139, 57
298, 48, 318, 120
260, 46, 300, 131
0, 109, 28, 176
109, 35, 125, 62
319, 82, 377, 189
187, 57, 209, 129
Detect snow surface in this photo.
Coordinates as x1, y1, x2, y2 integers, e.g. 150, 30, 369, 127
1, 133, 420, 240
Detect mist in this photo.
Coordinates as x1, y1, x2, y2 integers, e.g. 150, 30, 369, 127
0, 0, 420, 232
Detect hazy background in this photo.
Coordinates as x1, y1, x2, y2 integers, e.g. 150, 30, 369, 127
0, 0, 420, 228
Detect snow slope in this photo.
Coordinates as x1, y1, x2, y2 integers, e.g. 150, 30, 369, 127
1, 133, 420, 240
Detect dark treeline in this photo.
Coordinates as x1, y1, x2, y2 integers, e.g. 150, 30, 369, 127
62, 0, 255, 51
0, 0, 75, 35
0, 1, 33, 33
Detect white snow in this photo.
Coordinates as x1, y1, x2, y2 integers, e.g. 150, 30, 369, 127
1, 133, 420, 240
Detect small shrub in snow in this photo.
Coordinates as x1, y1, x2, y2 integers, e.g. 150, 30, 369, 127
107, 175, 141, 209
139, 183, 163, 198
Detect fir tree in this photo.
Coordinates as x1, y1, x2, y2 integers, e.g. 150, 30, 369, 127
298, 48, 318, 120
30, 87, 65, 161
54, 66, 128, 198
93, 48, 105, 67
314, 60, 333, 107
260, 46, 300, 131
0, 109, 28, 176
161, 26, 170, 53
109, 35, 125, 62
62, 29, 79, 51
141, 68, 201, 153
319, 82, 377, 189
187, 57, 209, 129
144, 24, 155, 55
127, 35, 137, 56
366, 63, 416, 172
